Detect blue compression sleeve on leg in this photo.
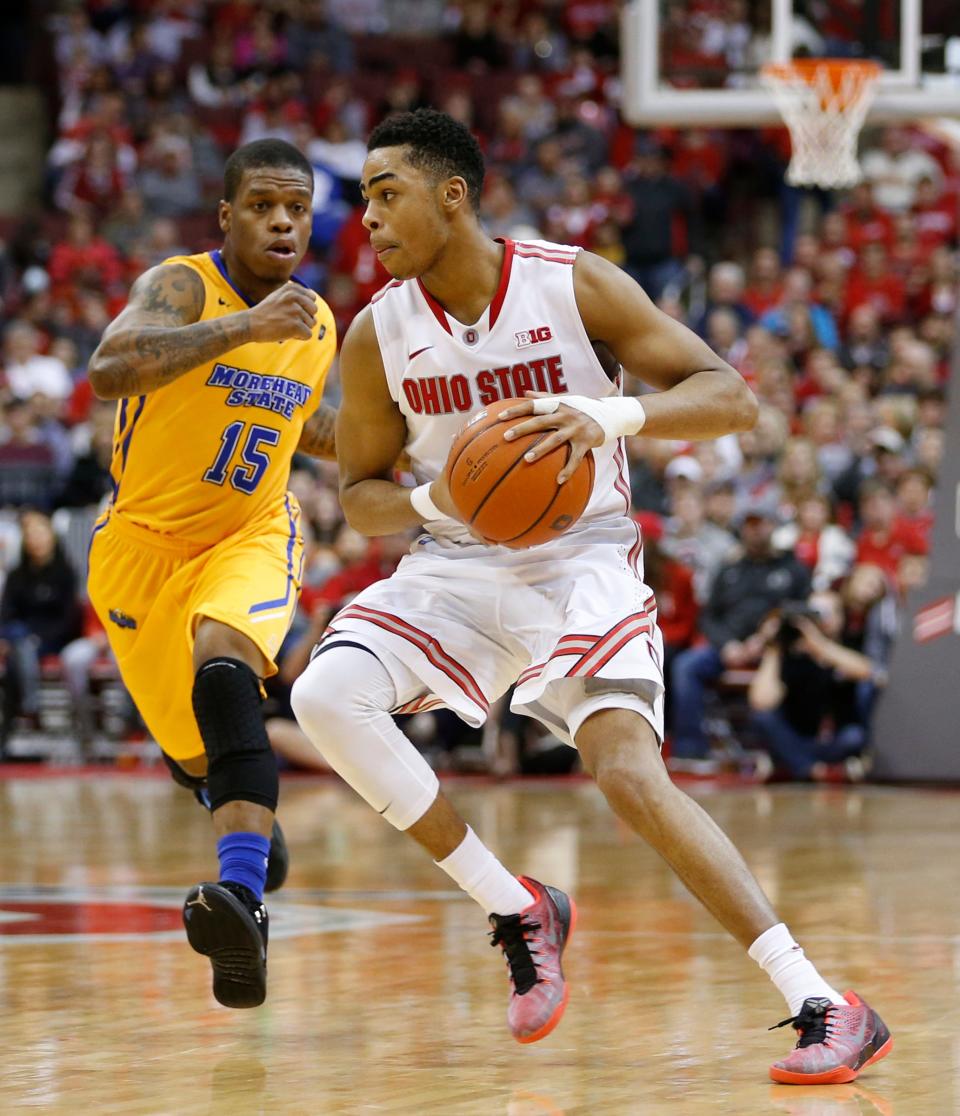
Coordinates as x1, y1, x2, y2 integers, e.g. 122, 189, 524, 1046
216, 832, 271, 902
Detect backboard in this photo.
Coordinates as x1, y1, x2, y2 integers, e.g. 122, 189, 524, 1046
622, 0, 960, 127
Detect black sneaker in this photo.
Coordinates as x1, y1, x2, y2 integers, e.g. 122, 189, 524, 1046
264, 818, 288, 893
191, 788, 289, 894
182, 881, 268, 1008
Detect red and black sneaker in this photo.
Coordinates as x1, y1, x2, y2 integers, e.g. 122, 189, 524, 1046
769, 991, 893, 1084
488, 876, 576, 1044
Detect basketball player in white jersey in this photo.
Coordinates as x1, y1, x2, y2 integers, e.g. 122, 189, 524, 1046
291, 110, 891, 1083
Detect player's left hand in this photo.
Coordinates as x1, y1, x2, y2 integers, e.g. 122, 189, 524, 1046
499, 393, 603, 484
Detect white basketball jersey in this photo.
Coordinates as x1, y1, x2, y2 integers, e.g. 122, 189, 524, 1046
370, 238, 633, 546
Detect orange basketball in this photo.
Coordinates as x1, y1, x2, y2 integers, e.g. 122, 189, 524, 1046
445, 397, 595, 548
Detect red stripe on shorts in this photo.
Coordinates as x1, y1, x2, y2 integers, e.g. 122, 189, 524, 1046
565, 610, 654, 678
336, 604, 488, 712
516, 641, 597, 687
583, 626, 653, 678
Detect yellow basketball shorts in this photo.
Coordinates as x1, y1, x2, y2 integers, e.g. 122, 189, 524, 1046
87, 499, 303, 762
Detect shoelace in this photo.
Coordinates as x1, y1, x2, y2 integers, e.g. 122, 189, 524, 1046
489, 914, 542, 995
219, 882, 268, 931
769, 1001, 834, 1049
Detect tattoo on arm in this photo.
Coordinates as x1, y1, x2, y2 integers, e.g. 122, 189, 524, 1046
297, 402, 337, 459
89, 265, 252, 399
139, 267, 205, 319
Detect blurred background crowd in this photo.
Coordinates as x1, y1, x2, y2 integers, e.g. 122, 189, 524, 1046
0, 0, 954, 783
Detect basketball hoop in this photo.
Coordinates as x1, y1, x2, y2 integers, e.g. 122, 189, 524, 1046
761, 59, 883, 190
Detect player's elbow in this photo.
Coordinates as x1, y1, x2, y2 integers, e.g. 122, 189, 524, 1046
87, 351, 122, 400
339, 483, 378, 536
730, 376, 759, 432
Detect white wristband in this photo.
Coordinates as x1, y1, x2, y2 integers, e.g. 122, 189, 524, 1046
530, 394, 646, 441
410, 482, 454, 523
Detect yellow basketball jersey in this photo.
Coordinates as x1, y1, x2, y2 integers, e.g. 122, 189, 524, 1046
107, 250, 335, 546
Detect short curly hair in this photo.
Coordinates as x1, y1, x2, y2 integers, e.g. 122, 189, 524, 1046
367, 108, 485, 211
223, 139, 313, 201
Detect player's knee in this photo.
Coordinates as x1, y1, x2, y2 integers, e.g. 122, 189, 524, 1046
594, 760, 671, 824
587, 737, 672, 818
192, 657, 277, 812
161, 749, 208, 791
289, 668, 363, 749
290, 665, 333, 737
290, 646, 390, 744
193, 617, 267, 676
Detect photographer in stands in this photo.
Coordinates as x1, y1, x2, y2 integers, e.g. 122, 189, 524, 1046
748, 590, 886, 782
669, 500, 810, 765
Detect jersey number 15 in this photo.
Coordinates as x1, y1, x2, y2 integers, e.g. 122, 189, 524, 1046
202, 421, 280, 494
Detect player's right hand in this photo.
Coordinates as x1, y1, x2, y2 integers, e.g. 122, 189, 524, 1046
428, 473, 461, 521
247, 282, 317, 342
430, 475, 486, 542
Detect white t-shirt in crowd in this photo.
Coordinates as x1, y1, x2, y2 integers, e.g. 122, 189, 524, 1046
860, 148, 943, 212
4, 355, 73, 401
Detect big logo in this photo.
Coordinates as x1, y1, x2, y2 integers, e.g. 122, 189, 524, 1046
514, 325, 553, 348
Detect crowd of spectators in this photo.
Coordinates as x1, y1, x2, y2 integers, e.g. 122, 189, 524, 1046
0, 0, 954, 781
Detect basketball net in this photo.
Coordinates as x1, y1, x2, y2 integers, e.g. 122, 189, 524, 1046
761, 59, 882, 189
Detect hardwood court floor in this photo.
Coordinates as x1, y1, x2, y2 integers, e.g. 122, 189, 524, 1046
0, 771, 956, 1115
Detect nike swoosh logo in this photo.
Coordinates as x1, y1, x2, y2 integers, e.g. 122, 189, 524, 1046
407, 346, 434, 361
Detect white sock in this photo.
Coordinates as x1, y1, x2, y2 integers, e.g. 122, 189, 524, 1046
435, 826, 532, 915
748, 923, 845, 1016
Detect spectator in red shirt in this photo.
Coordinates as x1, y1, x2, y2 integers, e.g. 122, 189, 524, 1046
889, 213, 923, 278
544, 173, 601, 247
773, 491, 855, 591
912, 175, 957, 252
845, 243, 906, 325
330, 206, 389, 308
856, 479, 928, 578
671, 127, 728, 199
55, 131, 129, 221
820, 211, 856, 270
48, 210, 124, 298
590, 165, 633, 227
911, 245, 958, 321
634, 513, 697, 724
839, 182, 893, 255
636, 514, 698, 649
894, 468, 935, 546
792, 233, 822, 275
742, 247, 784, 317
300, 527, 408, 618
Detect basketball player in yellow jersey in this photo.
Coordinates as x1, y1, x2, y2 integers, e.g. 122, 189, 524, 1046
86, 140, 336, 1009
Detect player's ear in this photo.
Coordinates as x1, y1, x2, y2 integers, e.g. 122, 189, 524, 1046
441, 176, 468, 213
218, 200, 231, 234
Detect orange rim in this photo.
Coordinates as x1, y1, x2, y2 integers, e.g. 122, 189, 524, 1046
762, 58, 882, 108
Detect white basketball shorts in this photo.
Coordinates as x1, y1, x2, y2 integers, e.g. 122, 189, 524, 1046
320, 520, 664, 748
